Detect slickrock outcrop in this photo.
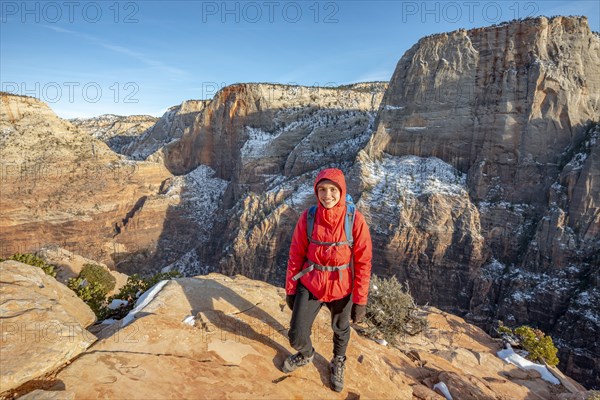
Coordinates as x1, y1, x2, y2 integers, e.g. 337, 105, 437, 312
0, 261, 96, 392
70, 114, 158, 154
31, 274, 583, 399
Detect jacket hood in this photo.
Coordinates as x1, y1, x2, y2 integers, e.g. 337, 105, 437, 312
314, 168, 347, 209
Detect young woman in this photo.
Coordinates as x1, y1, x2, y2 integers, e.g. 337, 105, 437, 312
283, 168, 372, 392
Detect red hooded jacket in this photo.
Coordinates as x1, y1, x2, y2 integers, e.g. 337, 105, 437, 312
285, 168, 372, 304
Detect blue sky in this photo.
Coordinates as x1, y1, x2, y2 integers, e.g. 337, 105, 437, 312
1, 1, 598, 118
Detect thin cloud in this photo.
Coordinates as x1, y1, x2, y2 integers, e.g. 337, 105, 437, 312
43, 25, 77, 34
43, 25, 187, 77
352, 69, 393, 83
100, 43, 186, 76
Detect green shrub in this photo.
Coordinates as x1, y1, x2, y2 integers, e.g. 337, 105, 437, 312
587, 391, 600, 400
8, 253, 57, 277
514, 325, 559, 366
498, 323, 559, 366
79, 263, 116, 296
363, 274, 427, 345
497, 323, 513, 335
67, 269, 181, 321
67, 264, 115, 320
102, 271, 180, 320
67, 277, 108, 317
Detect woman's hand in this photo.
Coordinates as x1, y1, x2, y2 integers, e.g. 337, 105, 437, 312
351, 303, 366, 323
286, 294, 296, 311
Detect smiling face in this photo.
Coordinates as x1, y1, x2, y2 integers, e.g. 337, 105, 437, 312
316, 180, 341, 209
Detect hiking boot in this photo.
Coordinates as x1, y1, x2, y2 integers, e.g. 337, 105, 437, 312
330, 355, 346, 392
282, 350, 314, 372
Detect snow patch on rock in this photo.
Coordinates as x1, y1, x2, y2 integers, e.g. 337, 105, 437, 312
122, 280, 169, 327
497, 344, 560, 385
361, 154, 467, 210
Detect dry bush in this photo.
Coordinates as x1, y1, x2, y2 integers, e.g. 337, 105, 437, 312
363, 274, 427, 345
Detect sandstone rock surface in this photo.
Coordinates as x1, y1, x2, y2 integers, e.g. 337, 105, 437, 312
0, 261, 96, 392
125, 99, 209, 160
45, 274, 578, 399
159, 82, 386, 180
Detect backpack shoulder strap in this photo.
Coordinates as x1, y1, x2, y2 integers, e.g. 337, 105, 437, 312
306, 206, 317, 241
345, 200, 356, 282
345, 203, 356, 246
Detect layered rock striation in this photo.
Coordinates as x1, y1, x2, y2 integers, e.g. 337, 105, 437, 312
0, 92, 173, 270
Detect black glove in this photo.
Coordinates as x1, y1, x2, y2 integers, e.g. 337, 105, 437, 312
351, 303, 366, 323
286, 294, 296, 311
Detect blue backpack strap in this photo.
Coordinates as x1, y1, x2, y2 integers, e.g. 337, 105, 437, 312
345, 194, 356, 282
345, 204, 355, 246
307, 205, 317, 241
345, 194, 355, 246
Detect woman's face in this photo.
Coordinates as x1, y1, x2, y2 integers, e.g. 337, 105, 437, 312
317, 181, 341, 209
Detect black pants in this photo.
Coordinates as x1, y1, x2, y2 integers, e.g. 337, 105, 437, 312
288, 282, 353, 358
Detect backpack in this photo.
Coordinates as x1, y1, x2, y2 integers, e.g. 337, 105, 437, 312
291, 194, 356, 281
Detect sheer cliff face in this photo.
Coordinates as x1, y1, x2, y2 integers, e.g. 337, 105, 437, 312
365, 16, 599, 388
160, 83, 385, 181
369, 17, 599, 205
125, 99, 210, 160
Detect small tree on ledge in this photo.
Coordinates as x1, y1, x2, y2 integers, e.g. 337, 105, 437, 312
498, 322, 560, 366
